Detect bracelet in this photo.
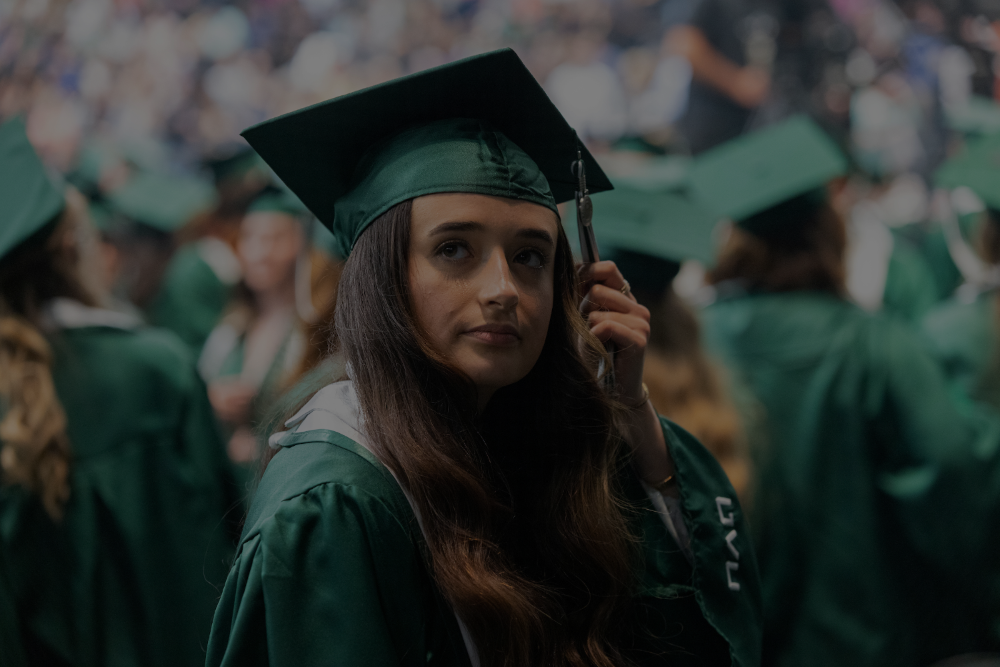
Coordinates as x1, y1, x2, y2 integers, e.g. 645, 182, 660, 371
651, 474, 676, 494
622, 383, 650, 411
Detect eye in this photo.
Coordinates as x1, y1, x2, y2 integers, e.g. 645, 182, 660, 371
438, 241, 471, 260
514, 248, 546, 269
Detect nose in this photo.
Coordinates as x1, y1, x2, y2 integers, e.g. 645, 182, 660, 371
479, 247, 518, 311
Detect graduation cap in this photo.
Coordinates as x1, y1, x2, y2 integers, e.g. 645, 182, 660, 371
203, 145, 266, 185
935, 132, 1000, 211
247, 183, 309, 218
688, 116, 848, 238
944, 96, 1000, 138
108, 172, 216, 234
0, 117, 65, 261
241, 47, 612, 258
564, 185, 721, 294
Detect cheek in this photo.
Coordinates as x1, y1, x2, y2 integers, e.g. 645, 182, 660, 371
408, 263, 463, 348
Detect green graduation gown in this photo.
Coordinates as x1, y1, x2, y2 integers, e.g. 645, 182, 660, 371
701, 289, 1000, 666
882, 239, 938, 323
146, 239, 240, 355
922, 289, 999, 407
0, 300, 238, 667
206, 382, 764, 666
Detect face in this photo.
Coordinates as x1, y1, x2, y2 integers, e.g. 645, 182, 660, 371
238, 211, 304, 294
408, 193, 559, 406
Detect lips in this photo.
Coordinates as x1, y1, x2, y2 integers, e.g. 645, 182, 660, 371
464, 323, 520, 346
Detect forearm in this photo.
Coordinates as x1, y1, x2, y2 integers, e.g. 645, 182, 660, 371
623, 398, 674, 486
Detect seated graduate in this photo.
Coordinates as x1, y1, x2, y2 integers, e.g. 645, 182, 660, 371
924, 133, 1000, 410
692, 116, 1000, 666
0, 118, 237, 667
205, 49, 762, 667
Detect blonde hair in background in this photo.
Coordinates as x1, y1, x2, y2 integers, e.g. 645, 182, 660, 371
0, 187, 103, 520
642, 288, 752, 501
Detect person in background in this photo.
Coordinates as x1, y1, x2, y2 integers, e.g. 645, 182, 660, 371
107, 171, 239, 355
693, 116, 1000, 666
566, 184, 751, 498
0, 118, 236, 666
666, 0, 771, 153
925, 131, 1000, 410
199, 185, 334, 467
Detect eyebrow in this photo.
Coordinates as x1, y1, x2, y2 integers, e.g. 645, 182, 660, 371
428, 221, 555, 245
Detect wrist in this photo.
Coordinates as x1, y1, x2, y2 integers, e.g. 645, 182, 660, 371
622, 383, 650, 411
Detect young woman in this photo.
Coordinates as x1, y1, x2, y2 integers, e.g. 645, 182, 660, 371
206, 50, 762, 667
693, 117, 1000, 666
0, 118, 237, 666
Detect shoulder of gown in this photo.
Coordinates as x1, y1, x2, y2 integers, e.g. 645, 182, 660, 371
208, 429, 467, 667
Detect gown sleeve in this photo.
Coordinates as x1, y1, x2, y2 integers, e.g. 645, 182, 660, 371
632, 418, 764, 667
205, 476, 448, 667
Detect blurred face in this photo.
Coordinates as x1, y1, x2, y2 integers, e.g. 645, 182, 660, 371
408, 193, 559, 406
238, 211, 304, 294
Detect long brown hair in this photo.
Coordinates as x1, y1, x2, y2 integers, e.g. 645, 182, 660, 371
708, 200, 847, 295
0, 188, 100, 519
330, 200, 638, 666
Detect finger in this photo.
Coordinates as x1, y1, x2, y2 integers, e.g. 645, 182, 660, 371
578, 260, 631, 295
588, 311, 650, 342
581, 284, 650, 316
589, 318, 648, 350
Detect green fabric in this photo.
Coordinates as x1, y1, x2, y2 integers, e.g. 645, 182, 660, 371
563, 185, 720, 266
0, 547, 27, 667
247, 184, 308, 217
882, 237, 939, 323
108, 172, 216, 233
206, 419, 763, 666
944, 96, 1000, 137
701, 291, 1000, 666
0, 117, 65, 260
146, 245, 233, 354
0, 324, 238, 667
241, 48, 612, 258
923, 291, 999, 406
935, 132, 1000, 211
688, 116, 847, 233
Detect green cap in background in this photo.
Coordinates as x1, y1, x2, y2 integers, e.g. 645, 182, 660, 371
688, 115, 848, 236
87, 200, 116, 232
108, 171, 216, 234
203, 145, 267, 185
599, 153, 691, 193
935, 131, 1000, 211
564, 185, 721, 293
247, 183, 310, 218
241, 48, 612, 259
0, 117, 65, 260
945, 96, 1000, 138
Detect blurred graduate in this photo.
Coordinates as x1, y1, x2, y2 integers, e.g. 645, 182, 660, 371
206, 49, 763, 667
0, 118, 237, 666
693, 116, 1000, 665
199, 183, 338, 467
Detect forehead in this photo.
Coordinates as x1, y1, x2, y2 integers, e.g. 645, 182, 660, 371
410, 193, 560, 233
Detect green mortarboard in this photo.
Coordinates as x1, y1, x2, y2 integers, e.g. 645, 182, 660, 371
247, 184, 309, 218
0, 117, 65, 260
203, 145, 266, 184
688, 115, 848, 236
564, 185, 721, 291
108, 172, 216, 233
935, 132, 1000, 211
87, 200, 115, 232
945, 96, 1000, 137
241, 48, 612, 259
